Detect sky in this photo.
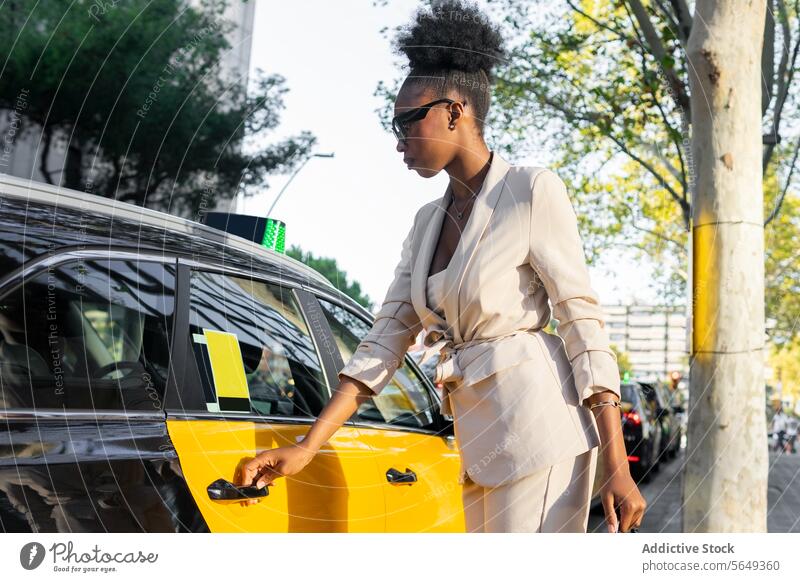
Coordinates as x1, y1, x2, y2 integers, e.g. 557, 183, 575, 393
244, 0, 662, 310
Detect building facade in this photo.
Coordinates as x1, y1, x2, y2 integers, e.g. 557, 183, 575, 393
602, 303, 689, 381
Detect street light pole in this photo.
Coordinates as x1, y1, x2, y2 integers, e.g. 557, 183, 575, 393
264, 152, 335, 218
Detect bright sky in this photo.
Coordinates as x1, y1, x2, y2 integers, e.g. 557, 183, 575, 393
245, 0, 661, 310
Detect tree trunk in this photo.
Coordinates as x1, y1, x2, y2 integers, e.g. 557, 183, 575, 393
64, 141, 83, 191
39, 125, 54, 185
684, 0, 768, 531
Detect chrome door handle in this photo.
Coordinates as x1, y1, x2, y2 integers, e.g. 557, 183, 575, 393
386, 467, 417, 485
207, 478, 269, 500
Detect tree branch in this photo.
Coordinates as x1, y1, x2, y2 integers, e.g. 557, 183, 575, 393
762, 0, 776, 116
764, 0, 799, 171
39, 126, 54, 185
625, 0, 691, 114
564, 0, 635, 44
628, 25, 689, 192
644, 140, 684, 184
765, 133, 800, 226
667, 0, 693, 45
621, 200, 686, 250
605, 130, 691, 228
652, 0, 684, 44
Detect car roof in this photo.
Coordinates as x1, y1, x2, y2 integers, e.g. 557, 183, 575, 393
0, 173, 337, 291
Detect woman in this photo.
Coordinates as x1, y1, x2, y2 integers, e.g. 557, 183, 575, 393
237, 0, 646, 534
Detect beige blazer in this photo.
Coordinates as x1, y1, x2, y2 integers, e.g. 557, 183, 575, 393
338, 150, 621, 487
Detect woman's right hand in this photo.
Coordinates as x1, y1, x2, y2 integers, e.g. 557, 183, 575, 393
233, 378, 370, 506
237, 444, 316, 505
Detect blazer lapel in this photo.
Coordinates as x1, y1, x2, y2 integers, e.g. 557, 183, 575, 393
443, 151, 511, 342
410, 195, 449, 331
411, 151, 512, 343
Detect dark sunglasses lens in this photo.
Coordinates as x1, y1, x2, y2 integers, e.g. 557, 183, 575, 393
393, 100, 447, 141
392, 118, 404, 140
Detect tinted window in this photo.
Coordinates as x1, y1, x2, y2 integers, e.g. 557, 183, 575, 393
318, 298, 437, 430
635, 383, 661, 417
0, 198, 60, 277
186, 271, 328, 417
620, 384, 639, 405
0, 258, 175, 410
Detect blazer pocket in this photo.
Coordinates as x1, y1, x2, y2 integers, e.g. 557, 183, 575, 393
458, 334, 546, 387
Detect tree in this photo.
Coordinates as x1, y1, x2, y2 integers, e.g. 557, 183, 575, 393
765, 177, 800, 347
609, 344, 632, 377
683, 0, 768, 532
0, 0, 315, 216
286, 245, 374, 309
768, 337, 800, 408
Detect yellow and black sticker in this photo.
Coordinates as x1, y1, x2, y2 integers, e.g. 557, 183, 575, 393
193, 329, 251, 413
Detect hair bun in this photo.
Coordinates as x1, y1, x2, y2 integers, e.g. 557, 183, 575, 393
394, 0, 505, 81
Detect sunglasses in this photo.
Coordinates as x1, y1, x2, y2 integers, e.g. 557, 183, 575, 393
391, 98, 465, 142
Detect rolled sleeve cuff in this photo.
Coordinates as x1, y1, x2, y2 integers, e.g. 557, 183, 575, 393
569, 349, 621, 406
337, 342, 402, 396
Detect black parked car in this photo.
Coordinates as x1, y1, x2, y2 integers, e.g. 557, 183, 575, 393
637, 380, 681, 464
620, 382, 662, 483
653, 380, 683, 458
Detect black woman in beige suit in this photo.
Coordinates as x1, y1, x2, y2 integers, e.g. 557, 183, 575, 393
238, 0, 647, 534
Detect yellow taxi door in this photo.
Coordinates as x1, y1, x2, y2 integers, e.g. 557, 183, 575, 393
165, 265, 384, 532
166, 418, 383, 532
316, 296, 465, 532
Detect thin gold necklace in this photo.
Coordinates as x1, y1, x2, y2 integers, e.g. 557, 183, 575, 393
449, 152, 492, 219
449, 190, 478, 220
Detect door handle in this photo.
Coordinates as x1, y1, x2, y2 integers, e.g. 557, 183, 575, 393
386, 467, 417, 485
207, 478, 269, 500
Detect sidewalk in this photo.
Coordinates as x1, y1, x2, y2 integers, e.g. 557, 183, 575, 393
588, 449, 800, 532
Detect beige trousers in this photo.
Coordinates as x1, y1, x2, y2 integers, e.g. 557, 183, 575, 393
461, 446, 598, 532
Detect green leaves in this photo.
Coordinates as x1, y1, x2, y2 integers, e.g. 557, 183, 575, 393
0, 0, 315, 215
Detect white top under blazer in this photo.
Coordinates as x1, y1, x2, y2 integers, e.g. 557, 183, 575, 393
426, 269, 447, 319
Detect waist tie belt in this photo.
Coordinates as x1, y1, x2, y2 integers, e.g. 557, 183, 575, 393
417, 326, 539, 390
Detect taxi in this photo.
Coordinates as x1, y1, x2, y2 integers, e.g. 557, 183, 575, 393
0, 175, 463, 532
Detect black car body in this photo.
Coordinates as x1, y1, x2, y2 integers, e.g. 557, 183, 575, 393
619, 382, 661, 483
637, 380, 680, 464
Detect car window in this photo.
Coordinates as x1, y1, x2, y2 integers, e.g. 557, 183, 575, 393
638, 383, 656, 404
637, 383, 662, 417
186, 270, 329, 417
620, 383, 639, 405
0, 258, 175, 410
662, 384, 679, 408
317, 297, 437, 430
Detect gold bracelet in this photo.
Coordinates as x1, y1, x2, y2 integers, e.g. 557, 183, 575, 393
589, 400, 621, 411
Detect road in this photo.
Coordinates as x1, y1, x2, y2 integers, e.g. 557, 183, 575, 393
587, 448, 800, 532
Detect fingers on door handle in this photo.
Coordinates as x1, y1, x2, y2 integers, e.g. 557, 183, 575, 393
207, 478, 269, 501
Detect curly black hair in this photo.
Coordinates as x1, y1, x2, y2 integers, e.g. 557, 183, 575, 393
393, 0, 506, 137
